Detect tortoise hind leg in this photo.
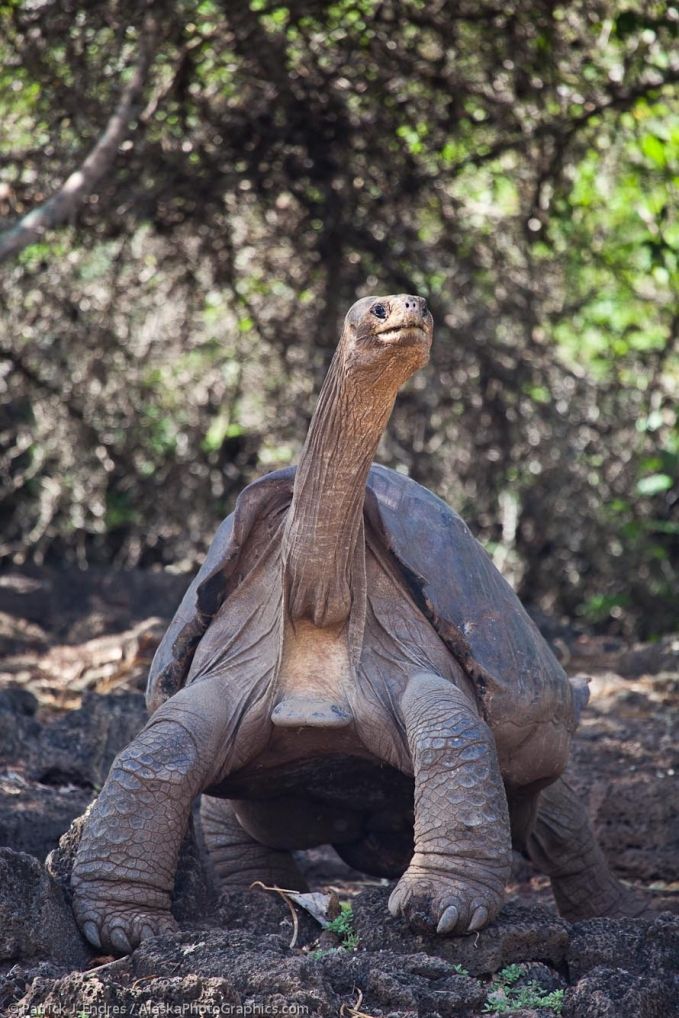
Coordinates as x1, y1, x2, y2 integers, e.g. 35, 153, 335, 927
519, 775, 652, 920
200, 795, 307, 891
334, 827, 413, 879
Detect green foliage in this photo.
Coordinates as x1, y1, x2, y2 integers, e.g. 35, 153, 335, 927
326, 902, 359, 950
0, 0, 676, 637
483, 965, 565, 1014
497, 965, 522, 985
552, 98, 676, 379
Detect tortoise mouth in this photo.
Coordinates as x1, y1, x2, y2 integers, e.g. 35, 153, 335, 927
377, 323, 430, 346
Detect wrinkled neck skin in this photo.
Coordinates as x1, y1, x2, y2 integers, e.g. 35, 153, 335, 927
282, 341, 397, 630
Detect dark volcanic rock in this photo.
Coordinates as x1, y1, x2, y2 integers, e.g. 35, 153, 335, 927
0, 688, 146, 862
618, 635, 679, 678
0, 776, 91, 861
515, 960, 567, 993
0, 961, 66, 1016
563, 914, 679, 1017
0, 848, 90, 967
111, 931, 346, 1017
0, 687, 87, 863
0, 686, 40, 764
15, 972, 242, 1018
214, 888, 322, 947
564, 964, 677, 1018
31, 690, 147, 789
352, 888, 570, 975
8, 880, 679, 1018
17, 925, 489, 1018
566, 911, 679, 982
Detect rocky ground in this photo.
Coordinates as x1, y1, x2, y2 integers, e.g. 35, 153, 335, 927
0, 567, 677, 1018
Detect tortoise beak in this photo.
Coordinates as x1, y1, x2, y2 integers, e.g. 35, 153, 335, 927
376, 320, 431, 347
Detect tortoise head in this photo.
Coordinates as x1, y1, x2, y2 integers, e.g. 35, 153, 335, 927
340, 293, 433, 385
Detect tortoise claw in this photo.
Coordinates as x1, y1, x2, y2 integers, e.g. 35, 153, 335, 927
468, 905, 488, 932
82, 921, 102, 949
387, 891, 401, 918
436, 905, 459, 934
110, 927, 133, 955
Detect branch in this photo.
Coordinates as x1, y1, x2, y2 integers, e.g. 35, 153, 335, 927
0, 17, 157, 265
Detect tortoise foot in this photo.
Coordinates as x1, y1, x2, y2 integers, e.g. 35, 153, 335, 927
556, 877, 656, 922
73, 879, 178, 954
387, 854, 504, 936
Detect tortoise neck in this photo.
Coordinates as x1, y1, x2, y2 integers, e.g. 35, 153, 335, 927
282, 350, 396, 628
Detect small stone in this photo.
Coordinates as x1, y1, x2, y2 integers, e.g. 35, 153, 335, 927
0, 848, 90, 967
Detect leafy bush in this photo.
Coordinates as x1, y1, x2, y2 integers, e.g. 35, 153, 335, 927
0, 1, 676, 636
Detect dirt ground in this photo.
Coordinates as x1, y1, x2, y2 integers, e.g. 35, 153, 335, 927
0, 567, 677, 1017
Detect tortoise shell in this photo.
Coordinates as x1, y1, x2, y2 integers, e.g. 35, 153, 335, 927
147, 465, 582, 748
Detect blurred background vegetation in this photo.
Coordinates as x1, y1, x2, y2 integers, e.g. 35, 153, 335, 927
0, 0, 677, 638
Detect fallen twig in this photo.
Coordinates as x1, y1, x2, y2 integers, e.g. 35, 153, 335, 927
249, 881, 300, 949
339, 987, 377, 1018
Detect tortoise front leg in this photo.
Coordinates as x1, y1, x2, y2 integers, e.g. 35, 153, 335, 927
388, 671, 511, 935
72, 683, 231, 954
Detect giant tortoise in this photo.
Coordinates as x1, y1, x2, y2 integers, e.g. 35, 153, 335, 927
72, 294, 647, 954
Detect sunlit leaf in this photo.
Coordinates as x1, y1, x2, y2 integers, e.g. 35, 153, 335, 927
636, 474, 673, 496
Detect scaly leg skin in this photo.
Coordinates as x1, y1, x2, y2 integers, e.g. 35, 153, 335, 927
389, 672, 511, 936
200, 795, 308, 891
526, 775, 653, 920
72, 684, 227, 955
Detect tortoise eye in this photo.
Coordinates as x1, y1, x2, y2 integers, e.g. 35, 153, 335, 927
371, 303, 388, 320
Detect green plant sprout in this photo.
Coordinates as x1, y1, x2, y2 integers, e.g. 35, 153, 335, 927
325, 901, 359, 951
482, 964, 565, 1015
